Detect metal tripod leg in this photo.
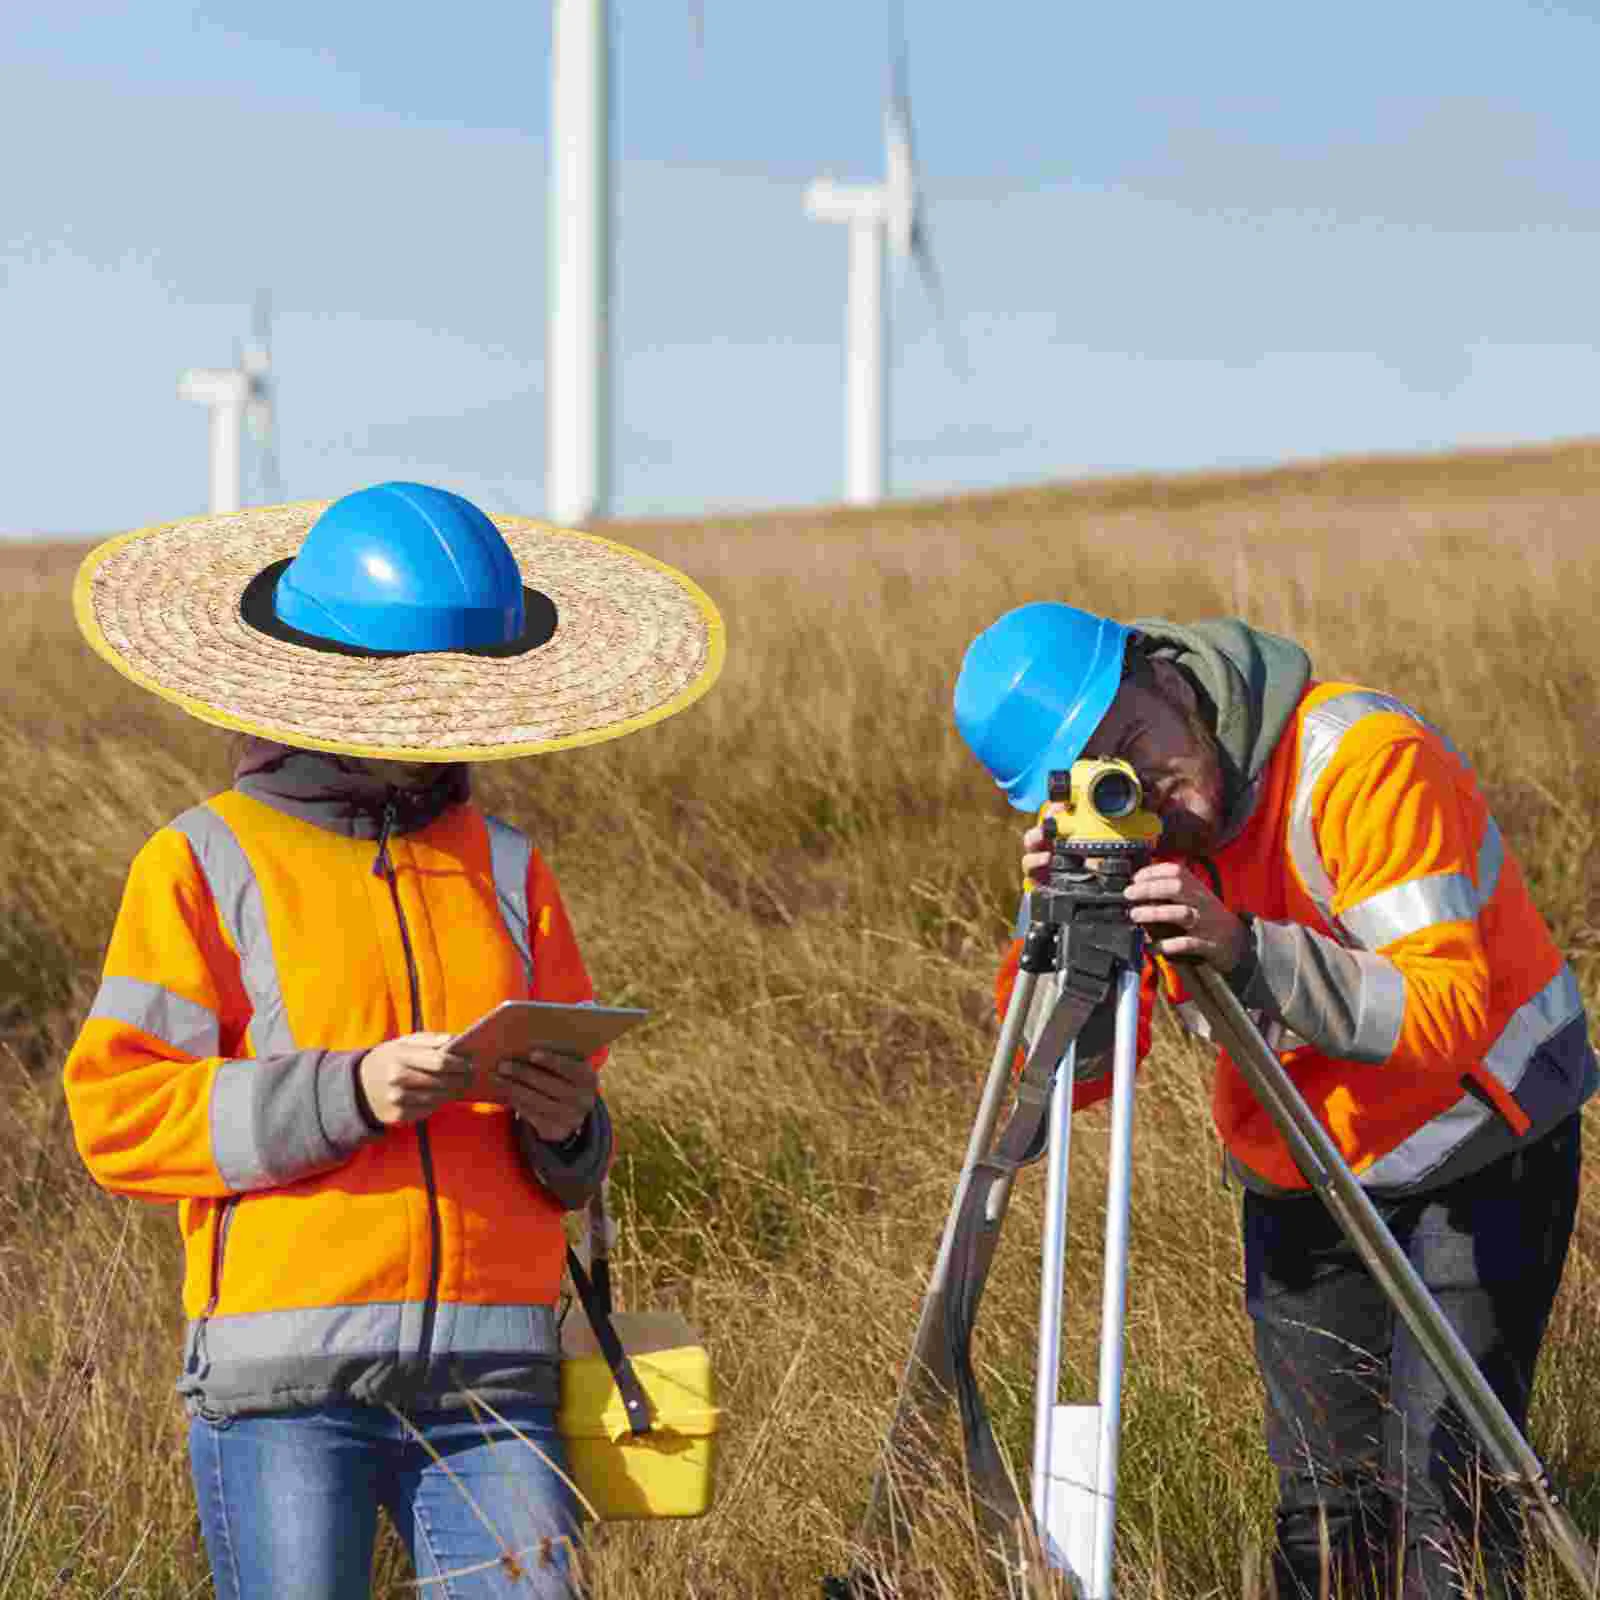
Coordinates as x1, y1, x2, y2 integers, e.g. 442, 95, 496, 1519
1032, 964, 1140, 1597
1183, 962, 1600, 1597
852, 963, 1044, 1550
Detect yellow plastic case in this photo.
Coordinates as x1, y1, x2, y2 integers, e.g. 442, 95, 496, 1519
558, 1310, 719, 1520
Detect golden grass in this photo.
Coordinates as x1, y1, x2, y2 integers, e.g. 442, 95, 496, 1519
4, 439, 1600, 1596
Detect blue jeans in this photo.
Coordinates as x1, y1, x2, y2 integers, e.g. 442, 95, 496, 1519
189, 1403, 582, 1599
1245, 1114, 1581, 1599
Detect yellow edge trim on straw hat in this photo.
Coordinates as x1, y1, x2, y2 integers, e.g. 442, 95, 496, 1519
72, 505, 727, 763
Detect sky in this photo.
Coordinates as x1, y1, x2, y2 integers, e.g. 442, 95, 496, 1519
4, 0, 1600, 535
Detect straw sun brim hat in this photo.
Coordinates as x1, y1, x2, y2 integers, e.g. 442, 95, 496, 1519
74, 501, 725, 762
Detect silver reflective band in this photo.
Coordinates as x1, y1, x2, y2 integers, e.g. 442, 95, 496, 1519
1289, 690, 1455, 934
170, 807, 297, 1057
1173, 999, 1214, 1041
210, 1059, 270, 1191
1339, 872, 1479, 950
1483, 966, 1584, 1089
1348, 951, 1407, 1064
1477, 818, 1504, 905
191, 1299, 562, 1362
1360, 966, 1585, 1188
484, 815, 535, 989
88, 976, 221, 1058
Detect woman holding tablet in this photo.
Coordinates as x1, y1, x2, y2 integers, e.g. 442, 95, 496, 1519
63, 483, 723, 1599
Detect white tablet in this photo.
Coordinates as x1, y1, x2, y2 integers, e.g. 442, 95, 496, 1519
447, 1000, 648, 1069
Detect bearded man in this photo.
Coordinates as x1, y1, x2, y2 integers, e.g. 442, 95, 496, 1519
954, 604, 1594, 1599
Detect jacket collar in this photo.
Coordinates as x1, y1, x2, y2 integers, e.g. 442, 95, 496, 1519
232, 738, 471, 840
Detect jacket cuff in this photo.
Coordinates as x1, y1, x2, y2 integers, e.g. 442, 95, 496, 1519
1224, 912, 1262, 1003
514, 1097, 613, 1211
1237, 917, 1404, 1064
210, 1048, 383, 1192
318, 1050, 384, 1152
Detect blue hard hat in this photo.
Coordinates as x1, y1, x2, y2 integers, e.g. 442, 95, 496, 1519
953, 602, 1131, 812
261, 483, 532, 654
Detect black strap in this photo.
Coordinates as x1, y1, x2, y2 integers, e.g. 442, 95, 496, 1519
941, 964, 1114, 1533
566, 1245, 654, 1438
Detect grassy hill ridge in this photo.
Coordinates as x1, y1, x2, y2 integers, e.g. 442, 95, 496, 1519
3, 435, 1600, 1596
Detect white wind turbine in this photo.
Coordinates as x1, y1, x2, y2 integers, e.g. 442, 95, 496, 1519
806, 5, 954, 506
178, 292, 279, 514
547, 0, 613, 528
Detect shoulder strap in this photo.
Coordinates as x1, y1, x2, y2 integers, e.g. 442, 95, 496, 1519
566, 1245, 653, 1437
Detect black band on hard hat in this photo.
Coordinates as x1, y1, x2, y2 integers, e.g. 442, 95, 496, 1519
238, 560, 559, 660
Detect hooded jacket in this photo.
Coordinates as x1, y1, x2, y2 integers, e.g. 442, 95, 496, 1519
1002, 619, 1596, 1196
64, 747, 612, 1417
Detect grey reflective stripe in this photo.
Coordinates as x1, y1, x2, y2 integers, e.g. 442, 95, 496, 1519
189, 1300, 561, 1365
88, 976, 220, 1057
1361, 966, 1586, 1187
1289, 690, 1429, 930
210, 1059, 268, 1190
169, 807, 296, 1057
484, 814, 535, 989
1477, 818, 1504, 905
1348, 951, 1407, 1064
1483, 966, 1585, 1089
1177, 998, 1309, 1053
1339, 872, 1479, 950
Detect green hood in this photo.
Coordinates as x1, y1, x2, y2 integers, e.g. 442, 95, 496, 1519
1129, 617, 1312, 839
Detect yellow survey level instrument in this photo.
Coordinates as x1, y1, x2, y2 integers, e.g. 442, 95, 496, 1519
1036, 758, 1161, 859
1022, 758, 1162, 896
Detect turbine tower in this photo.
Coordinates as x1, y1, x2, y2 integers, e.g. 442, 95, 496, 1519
806, 5, 949, 507
178, 292, 279, 514
548, 0, 613, 528
177, 366, 249, 515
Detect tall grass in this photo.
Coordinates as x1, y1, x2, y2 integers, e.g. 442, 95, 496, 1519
4, 441, 1600, 1596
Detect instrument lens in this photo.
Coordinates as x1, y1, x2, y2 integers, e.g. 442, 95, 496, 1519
1090, 769, 1139, 819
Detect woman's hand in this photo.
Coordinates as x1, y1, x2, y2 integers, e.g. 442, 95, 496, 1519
358, 1032, 472, 1126
491, 1050, 598, 1143
1123, 862, 1250, 970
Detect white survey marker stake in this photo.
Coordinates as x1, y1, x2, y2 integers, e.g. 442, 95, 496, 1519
1041, 1404, 1105, 1590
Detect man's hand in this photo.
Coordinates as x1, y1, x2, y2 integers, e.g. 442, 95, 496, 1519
1123, 862, 1250, 970
1020, 823, 1052, 886
359, 1032, 472, 1126
491, 1050, 598, 1143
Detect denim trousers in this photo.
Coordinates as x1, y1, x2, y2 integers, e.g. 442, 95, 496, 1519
1244, 1114, 1581, 1599
188, 1402, 582, 1600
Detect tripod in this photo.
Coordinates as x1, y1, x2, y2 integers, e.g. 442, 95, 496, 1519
832, 765, 1600, 1599
835, 814, 1156, 1597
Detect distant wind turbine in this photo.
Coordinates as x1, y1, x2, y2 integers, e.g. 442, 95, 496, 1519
805, 3, 957, 506
548, 0, 613, 528
178, 291, 279, 515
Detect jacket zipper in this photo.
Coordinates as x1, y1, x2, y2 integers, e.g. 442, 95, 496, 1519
374, 796, 445, 1375
189, 1195, 238, 1374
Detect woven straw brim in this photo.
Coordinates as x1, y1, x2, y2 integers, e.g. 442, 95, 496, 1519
73, 502, 724, 761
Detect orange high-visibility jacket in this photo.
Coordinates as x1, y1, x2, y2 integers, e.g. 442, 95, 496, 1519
64, 788, 607, 1417
1000, 681, 1595, 1193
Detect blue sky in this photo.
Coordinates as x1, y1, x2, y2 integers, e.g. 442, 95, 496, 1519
5, 1, 1600, 535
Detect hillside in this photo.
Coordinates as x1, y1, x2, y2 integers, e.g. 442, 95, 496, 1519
4, 437, 1600, 1597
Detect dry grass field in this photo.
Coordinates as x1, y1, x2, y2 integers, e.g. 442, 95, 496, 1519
4, 439, 1600, 1597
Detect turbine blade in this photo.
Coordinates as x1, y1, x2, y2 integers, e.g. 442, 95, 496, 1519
910, 216, 968, 380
